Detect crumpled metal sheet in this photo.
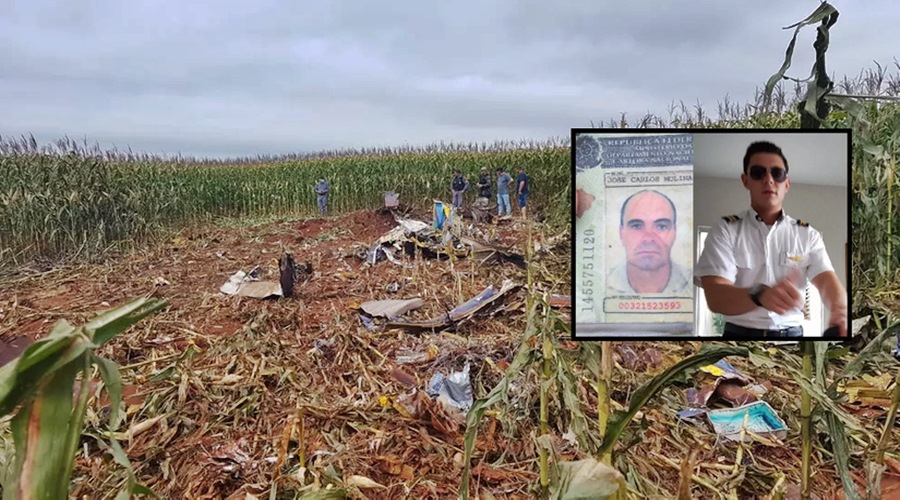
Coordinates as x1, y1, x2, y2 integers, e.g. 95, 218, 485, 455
386, 280, 519, 330
359, 298, 425, 319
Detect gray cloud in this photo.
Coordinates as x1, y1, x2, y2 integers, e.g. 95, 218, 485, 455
1, 0, 898, 158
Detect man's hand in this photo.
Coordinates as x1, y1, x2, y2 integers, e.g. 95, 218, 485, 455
758, 268, 804, 315
811, 270, 849, 337
827, 306, 848, 337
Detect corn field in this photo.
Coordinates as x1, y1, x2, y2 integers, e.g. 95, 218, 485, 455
0, 136, 571, 268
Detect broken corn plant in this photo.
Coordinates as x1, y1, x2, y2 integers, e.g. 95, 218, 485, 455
0, 297, 167, 500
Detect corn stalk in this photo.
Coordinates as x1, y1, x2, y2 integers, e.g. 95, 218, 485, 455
0, 297, 167, 499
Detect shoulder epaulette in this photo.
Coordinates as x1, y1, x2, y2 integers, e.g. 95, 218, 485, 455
722, 215, 741, 223
795, 220, 810, 227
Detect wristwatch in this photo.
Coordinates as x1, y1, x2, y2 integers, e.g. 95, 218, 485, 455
749, 284, 769, 307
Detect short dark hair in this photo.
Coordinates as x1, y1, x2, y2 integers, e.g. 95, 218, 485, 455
620, 190, 677, 227
743, 141, 789, 174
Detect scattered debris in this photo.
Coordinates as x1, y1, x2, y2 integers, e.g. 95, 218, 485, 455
384, 191, 399, 208
548, 294, 571, 308
219, 254, 311, 299
386, 280, 519, 331
358, 298, 425, 319
395, 345, 440, 365
459, 236, 526, 268
219, 268, 282, 299
427, 363, 473, 412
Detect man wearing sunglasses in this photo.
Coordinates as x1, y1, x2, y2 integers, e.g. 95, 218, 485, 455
694, 141, 848, 338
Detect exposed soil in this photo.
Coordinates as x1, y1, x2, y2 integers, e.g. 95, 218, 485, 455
0, 208, 895, 499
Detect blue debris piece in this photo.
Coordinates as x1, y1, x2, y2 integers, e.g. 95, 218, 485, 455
706, 401, 787, 442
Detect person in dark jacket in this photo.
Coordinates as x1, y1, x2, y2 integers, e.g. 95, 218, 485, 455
476, 167, 492, 200
451, 170, 469, 209
315, 178, 330, 216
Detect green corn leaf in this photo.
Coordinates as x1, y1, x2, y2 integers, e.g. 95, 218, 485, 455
103, 438, 161, 499
764, 2, 839, 101
825, 410, 861, 500
83, 297, 168, 346
556, 352, 601, 455
833, 322, 898, 386
789, 367, 873, 440
599, 344, 749, 458
0, 331, 88, 416
93, 354, 123, 431
4, 356, 83, 500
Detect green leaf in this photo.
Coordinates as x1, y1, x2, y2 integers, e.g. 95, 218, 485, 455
826, 411, 861, 500
826, 95, 870, 128
814, 341, 830, 385
5, 356, 82, 500
556, 350, 602, 455
764, 2, 838, 101
101, 438, 161, 498
599, 344, 749, 457
0, 324, 90, 415
861, 143, 886, 159
803, 80, 831, 123
789, 366, 873, 439
833, 321, 898, 386
93, 354, 123, 431
60, 356, 92, 499
83, 297, 168, 346
783, 1, 838, 30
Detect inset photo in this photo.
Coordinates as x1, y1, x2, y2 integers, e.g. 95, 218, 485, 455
573, 129, 850, 341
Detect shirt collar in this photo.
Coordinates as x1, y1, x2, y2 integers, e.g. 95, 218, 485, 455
749, 208, 786, 224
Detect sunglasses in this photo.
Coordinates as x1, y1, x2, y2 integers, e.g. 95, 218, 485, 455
748, 165, 788, 182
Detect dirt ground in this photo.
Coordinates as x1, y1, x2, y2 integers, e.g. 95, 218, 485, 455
0, 208, 897, 499
0, 208, 573, 498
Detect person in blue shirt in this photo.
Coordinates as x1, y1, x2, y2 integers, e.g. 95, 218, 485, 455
496, 167, 513, 217
516, 166, 529, 219
314, 178, 330, 216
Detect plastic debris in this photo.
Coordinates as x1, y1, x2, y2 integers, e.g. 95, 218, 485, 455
427, 363, 473, 412
706, 401, 787, 442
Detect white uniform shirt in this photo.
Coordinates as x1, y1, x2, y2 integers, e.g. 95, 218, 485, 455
693, 209, 834, 330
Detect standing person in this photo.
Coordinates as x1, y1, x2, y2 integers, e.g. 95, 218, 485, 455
314, 177, 330, 217
516, 166, 529, 219
476, 167, 492, 201
694, 141, 848, 338
451, 170, 469, 209
496, 167, 513, 217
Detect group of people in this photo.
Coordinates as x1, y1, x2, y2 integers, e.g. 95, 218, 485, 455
451, 166, 529, 218
310, 165, 530, 220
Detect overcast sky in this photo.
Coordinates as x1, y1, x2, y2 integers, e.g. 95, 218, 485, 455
1, 1, 898, 159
